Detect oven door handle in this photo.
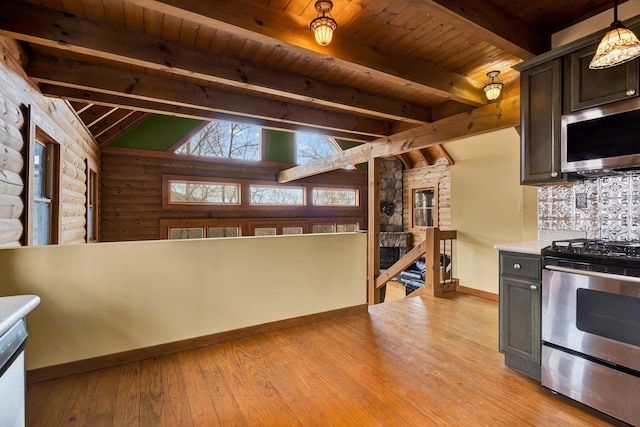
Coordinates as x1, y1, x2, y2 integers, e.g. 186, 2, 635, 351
544, 264, 640, 283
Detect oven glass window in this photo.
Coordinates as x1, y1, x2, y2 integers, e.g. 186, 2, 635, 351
576, 289, 640, 348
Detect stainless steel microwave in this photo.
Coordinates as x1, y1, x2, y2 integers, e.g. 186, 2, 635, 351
561, 98, 640, 174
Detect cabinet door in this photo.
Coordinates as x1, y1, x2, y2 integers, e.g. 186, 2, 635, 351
566, 43, 639, 113
499, 276, 541, 364
520, 59, 564, 184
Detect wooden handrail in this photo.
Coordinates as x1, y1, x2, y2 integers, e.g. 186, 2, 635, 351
375, 240, 426, 289
375, 227, 457, 297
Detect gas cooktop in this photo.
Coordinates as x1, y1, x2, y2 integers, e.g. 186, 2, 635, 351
542, 238, 640, 273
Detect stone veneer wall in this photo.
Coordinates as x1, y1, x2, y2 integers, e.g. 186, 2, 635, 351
538, 172, 640, 241
379, 158, 403, 232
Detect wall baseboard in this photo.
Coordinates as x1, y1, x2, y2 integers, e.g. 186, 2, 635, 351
456, 284, 498, 302
27, 304, 368, 384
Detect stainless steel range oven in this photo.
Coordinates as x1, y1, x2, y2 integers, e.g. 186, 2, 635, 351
542, 239, 640, 426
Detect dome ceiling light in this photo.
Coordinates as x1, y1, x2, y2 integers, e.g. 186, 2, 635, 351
310, 1, 337, 47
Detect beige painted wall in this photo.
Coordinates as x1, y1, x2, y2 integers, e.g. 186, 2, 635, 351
0, 233, 367, 370
552, 0, 640, 48
445, 128, 537, 294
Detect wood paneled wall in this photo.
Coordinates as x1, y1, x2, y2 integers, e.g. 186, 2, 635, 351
100, 148, 368, 241
403, 164, 451, 246
0, 37, 99, 247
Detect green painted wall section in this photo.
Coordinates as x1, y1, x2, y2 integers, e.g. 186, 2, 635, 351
109, 115, 364, 167
336, 138, 367, 169
110, 115, 203, 151
264, 129, 295, 163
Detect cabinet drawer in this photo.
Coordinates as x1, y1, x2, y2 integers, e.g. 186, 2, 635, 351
500, 253, 541, 281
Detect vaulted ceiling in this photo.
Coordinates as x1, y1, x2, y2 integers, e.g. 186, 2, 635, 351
0, 0, 625, 158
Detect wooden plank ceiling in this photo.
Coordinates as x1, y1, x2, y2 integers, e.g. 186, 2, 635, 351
0, 0, 623, 167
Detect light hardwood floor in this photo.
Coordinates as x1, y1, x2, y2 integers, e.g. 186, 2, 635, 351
26, 293, 624, 426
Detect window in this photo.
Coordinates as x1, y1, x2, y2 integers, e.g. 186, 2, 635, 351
30, 131, 60, 246
174, 120, 260, 161
169, 228, 205, 239
312, 188, 358, 206
208, 227, 239, 238
249, 186, 305, 205
85, 160, 98, 242
168, 226, 240, 239
336, 223, 357, 232
296, 133, 340, 164
282, 226, 303, 235
296, 132, 354, 169
411, 185, 438, 228
254, 227, 277, 236
169, 181, 239, 205
312, 222, 359, 233
312, 224, 335, 234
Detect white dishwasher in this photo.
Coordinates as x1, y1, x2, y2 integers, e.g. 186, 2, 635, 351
0, 319, 28, 427
0, 295, 40, 427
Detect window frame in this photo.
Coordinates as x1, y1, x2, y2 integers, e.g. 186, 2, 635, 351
248, 184, 306, 206
171, 120, 262, 162
85, 158, 99, 243
160, 218, 362, 239
409, 183, 439, 231
311, 187, 360, 207
162, 175, 241, 209
24, 124, 62, 246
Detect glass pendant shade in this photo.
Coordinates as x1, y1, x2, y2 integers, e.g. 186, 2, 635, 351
483, 83, 503, 101
483, 71, 504, 101
590, 22, 640, 69
311, 17, 337, 46
310, 1, 337, 46
590, 1, 640, 69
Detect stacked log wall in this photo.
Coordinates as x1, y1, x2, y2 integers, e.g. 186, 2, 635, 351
100, 148, 369, 242
403, 164, 451, 247
0, 37, 99, 246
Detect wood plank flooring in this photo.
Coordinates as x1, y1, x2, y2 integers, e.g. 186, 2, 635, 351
26, 293, 625, 426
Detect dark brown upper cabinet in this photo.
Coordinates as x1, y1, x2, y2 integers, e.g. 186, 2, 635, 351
515, 16, 640, 186
520, 59, 565, 185
564, 41, 639, 114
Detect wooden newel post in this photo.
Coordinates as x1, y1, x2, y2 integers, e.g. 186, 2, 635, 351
367, 156, 381, 305
424, 227, 442, 296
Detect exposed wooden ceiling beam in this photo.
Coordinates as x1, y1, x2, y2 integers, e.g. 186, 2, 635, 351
84, 106, 119, 129
97, 112, 150, 147
39, 85, 377, 143
277, 95, 520, 183
418, 149, 433, 166
27, 54, 392, 138
91, 109, 139, 139
74, 102, 95, 115
406, 0, 543, 58
435, 145, 455, 165
0, 0, 431, 123
124, 0, 487, 106
395, 154, 413, 170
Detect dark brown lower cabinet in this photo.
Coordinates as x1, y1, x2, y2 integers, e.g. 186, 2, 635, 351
499, 251, 541, 380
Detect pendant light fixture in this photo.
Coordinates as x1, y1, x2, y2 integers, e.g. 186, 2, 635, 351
310, 1, 337, 46
483, 71, 504, 101
590, 0, 640, 69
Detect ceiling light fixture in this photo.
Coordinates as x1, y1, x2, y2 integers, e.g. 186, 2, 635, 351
483, 71, 504, 101
310, 1, 337, 46
590, 0, 640, 69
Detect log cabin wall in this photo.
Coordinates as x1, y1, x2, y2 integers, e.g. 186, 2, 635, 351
0, 37, 99, 247
100, 148, 368, 242
403, 164, 451, 247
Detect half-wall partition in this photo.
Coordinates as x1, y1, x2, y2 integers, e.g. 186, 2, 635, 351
0, 233, 367, 371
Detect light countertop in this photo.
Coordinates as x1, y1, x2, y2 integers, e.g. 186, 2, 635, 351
0, 295, 40, 337
494, 241, 551, 255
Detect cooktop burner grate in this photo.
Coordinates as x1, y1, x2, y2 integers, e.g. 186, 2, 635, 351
543, 238, 640, 273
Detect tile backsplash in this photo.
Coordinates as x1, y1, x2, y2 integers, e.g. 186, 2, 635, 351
538, 173, 640, 241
